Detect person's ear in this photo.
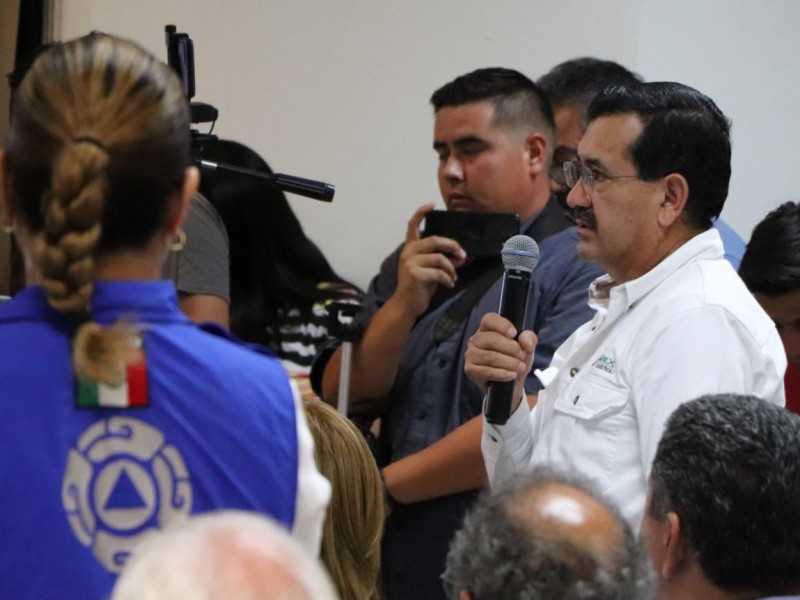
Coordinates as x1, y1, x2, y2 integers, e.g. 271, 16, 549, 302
661, 511, 687, 579
525, 132, 548, 177
167, 165, 200, 233
657, 173, 689, 228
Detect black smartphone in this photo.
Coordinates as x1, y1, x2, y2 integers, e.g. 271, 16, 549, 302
422, 210, 520, 257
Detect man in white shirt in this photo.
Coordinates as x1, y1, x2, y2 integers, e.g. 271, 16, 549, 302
465, 81, 786, 530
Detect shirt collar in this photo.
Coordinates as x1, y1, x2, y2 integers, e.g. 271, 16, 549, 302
589, 228, 725, 311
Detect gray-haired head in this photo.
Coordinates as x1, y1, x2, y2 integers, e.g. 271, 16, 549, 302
647, 394, 800, 595
111, 510, 338, 600
537, 58, 642, 114
444, 467, 653, 600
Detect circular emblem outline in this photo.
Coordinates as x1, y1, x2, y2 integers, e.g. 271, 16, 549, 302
62, 416, 192, 572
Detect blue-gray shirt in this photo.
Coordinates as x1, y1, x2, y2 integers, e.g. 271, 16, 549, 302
311, 199, 603, 600
714, 217, 746, 270
369, 224, 601, 460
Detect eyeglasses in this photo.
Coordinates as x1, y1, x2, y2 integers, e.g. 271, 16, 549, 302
562, 161, 639, 192
548, 164, 568, 186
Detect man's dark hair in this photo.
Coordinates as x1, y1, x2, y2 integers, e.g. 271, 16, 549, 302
537, 57, 642, 111
587, 81, 732, 231
649, 394, 800, 595
739, 201, 800, 295
443, 468, 651, 600
430, 67, 554, 147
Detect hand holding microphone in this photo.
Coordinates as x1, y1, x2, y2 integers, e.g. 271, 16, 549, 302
465, 235, 540, 425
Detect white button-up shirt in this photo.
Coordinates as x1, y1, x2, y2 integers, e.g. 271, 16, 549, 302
483, 228, 786, 529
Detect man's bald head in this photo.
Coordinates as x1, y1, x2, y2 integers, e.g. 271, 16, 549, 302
443, 469, 650, 600
509, 481, 628, 578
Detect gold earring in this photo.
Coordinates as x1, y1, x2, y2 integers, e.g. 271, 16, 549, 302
168, 228, 187, 252
2, 219, 13, 234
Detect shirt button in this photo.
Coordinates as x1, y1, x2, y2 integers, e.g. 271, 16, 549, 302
569, 367, 579, 377
573, 395, 580, 405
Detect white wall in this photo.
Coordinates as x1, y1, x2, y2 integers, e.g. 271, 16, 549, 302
636, 0, 800, 244
53, 1, 793, 288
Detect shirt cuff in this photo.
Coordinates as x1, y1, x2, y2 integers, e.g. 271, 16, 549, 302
482, 393, 533, 489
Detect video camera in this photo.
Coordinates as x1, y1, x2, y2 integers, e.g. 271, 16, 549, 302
164, 25, 335, 202
165, 25, 218, 136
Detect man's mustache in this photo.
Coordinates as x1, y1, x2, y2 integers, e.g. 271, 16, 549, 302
572, 206, 597, 229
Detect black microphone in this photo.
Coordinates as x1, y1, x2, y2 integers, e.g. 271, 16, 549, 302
197, 159, 335, 202
483, 235, 541, 425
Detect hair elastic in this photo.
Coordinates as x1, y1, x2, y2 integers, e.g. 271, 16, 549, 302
73, 136, 107, 151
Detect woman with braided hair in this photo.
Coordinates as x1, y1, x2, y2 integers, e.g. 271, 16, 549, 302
0, 33, 329, 599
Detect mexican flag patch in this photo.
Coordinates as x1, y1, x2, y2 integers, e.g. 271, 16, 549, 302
75, 357, 149, 408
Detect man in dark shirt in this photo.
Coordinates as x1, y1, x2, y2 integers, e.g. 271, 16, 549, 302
313, 67, 601, 599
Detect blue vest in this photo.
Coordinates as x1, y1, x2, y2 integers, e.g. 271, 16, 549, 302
0, 282, 299, 599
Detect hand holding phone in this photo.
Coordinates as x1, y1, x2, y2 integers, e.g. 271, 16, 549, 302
422, 210, 520, 258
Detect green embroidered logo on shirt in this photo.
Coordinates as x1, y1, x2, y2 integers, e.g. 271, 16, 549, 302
592, 354, 616, 374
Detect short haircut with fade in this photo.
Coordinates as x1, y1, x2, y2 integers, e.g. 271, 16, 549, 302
430, 67, 555, 156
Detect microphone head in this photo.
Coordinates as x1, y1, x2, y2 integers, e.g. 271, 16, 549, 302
501, 235, 540, 273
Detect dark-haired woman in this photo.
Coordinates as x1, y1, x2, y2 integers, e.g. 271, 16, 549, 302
199, 139, 362, 398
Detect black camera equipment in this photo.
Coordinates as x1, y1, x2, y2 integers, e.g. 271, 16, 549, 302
164, 25, 335, 202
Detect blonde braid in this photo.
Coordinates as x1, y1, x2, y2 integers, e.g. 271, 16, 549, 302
38, 139, 139, 385
37, 139, 106, 314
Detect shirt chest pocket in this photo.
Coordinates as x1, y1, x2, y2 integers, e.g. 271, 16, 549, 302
554, 373, 629, 419
550, 373, 632, 487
